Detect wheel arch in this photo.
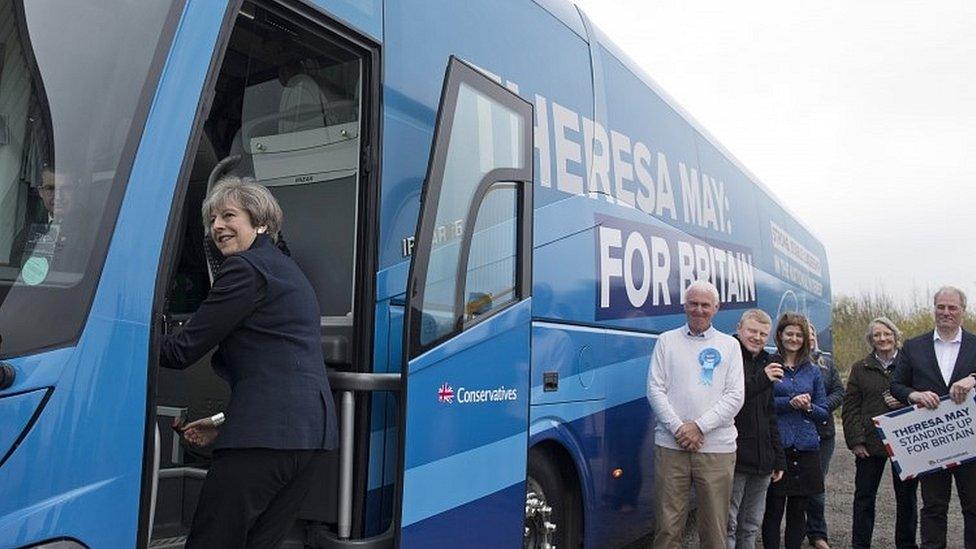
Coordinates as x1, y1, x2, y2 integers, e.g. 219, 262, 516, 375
528, 420, 592, 544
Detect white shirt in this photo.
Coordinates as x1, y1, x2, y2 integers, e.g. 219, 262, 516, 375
933, 328, 962, 385
646, 324, 745, 453
874, 350, 898, 369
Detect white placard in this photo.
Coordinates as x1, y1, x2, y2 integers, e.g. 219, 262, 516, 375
874, 392, 976, 480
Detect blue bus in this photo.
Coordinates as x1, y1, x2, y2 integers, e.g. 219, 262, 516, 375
0, 0, 831, 547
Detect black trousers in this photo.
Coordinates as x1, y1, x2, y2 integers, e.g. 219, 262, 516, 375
762, 494, 808, 549
918, 461, 976, 549
186, 448, 328, 549
851, 455, 918, 549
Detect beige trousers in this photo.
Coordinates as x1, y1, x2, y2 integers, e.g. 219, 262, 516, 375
653, 445, 736, 549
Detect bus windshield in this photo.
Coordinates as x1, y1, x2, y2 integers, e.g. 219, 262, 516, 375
0, 0, 175, 357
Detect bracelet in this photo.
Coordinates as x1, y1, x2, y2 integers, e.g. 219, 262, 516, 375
209, 412, 225, 427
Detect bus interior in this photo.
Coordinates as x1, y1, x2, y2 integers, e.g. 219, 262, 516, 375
152, 3, 369, 546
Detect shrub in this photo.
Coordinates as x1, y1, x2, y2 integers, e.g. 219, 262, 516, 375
831, 289, 976, 381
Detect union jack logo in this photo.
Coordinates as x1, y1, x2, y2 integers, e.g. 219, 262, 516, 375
438, 383, 455, 403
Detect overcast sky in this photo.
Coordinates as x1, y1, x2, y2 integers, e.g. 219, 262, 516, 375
573, 0, 976, 306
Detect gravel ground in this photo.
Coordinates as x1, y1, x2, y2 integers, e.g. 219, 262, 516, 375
628, 425, 967, 548
791, 442, 965, 549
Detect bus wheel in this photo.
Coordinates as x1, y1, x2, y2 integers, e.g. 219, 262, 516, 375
524, 449, 581, 549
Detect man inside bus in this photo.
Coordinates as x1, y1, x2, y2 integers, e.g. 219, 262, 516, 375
10, 166, 89, 276
10, 165, 57, 266
647, 280, 745, 549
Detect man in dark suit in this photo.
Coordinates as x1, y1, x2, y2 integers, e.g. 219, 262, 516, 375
9, 167, 56, 266
891, 286, 976, 549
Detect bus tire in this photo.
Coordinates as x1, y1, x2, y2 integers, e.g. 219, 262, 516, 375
524, 448, 582, 549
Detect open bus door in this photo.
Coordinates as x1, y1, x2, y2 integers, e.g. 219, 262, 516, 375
396, 57, 534, 547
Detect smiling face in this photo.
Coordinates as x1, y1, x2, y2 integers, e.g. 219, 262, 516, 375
870, 322, 896, 354
737, 318, 771, 356
934, 290, 964, 335
209, 200, 258, 256
781, 324, 806, 355
684, 287, 719, 334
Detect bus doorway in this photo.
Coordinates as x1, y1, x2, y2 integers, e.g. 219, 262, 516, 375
148, 2, 378, 546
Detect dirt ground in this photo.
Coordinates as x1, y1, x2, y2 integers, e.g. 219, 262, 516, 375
630, 425, 967, 548
801, 443, 966, 548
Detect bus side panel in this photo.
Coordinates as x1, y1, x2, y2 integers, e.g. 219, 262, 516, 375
375, 0, 595, 538
398, 483, 526, 545
752, 184, 833, 340
530, 321, 657, 548
526, 25, 832, 548
590, 39, 832, 333
307, 0, 382, 42
0, 323, 148, 548
378, 0, 593, 275
591, 42, 768, 334
694, 133, 833, 336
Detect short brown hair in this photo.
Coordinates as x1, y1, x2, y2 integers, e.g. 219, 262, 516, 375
775, 312, 812, 364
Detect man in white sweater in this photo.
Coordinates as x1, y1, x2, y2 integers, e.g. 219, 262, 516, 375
647, 280, 745, 549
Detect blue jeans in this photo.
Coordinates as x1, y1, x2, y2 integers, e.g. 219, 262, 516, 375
806, 436, 834, 542
728, 471, 771, 549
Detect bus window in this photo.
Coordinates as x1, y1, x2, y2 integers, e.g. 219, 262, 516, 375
463, 183, 518, 322
415, 80, 527, 351
0, 0, 174, 358
154, 3, 366, 543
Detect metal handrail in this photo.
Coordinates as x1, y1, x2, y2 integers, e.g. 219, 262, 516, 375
327, 370, 402, 546
329, 371, 401, 392
158, 467, 207, 480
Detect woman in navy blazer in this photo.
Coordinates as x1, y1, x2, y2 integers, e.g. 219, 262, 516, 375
761, 312, 828, 549
161, 177, 338, 548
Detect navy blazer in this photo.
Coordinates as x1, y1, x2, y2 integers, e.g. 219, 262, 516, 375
891, 329, 976, 404
162, 234, 338, 451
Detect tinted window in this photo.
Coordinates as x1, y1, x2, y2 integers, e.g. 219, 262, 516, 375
0, 0, 176, 357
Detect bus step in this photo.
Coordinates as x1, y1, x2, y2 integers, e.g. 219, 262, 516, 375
148, 535, 186, 549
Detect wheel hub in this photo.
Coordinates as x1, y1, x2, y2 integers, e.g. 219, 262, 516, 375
524, 477, 557, 549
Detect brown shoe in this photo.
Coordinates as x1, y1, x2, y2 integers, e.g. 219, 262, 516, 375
813, 539, 830, 549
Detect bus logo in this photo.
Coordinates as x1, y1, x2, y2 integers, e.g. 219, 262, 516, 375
438, 383, 455, 403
